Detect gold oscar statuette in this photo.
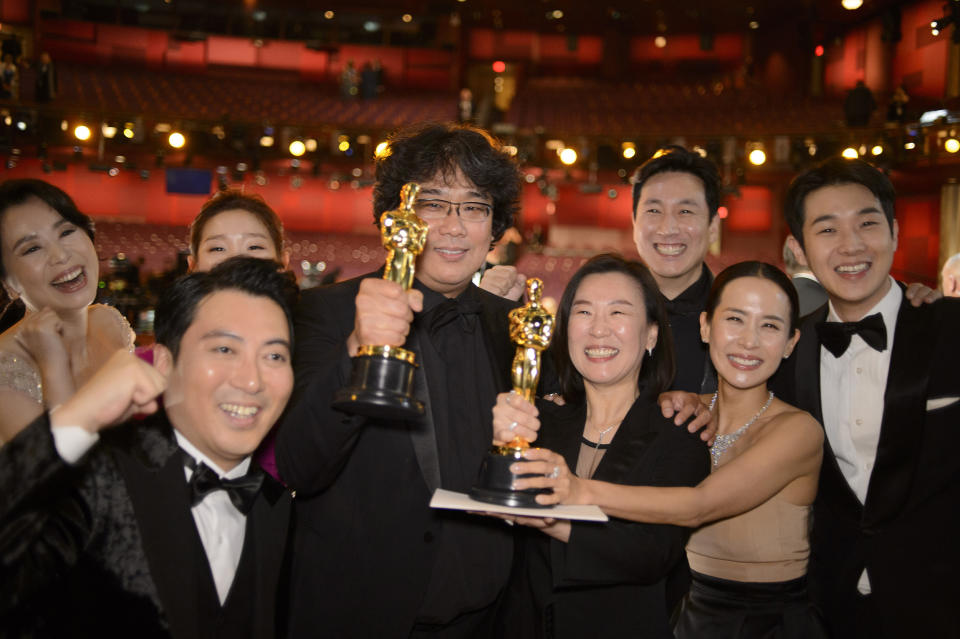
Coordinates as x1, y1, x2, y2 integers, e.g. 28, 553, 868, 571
332, 182, 428, 419
470, 278, 555, 508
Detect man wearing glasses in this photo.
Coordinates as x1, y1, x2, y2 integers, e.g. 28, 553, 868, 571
277, 123, 524, 638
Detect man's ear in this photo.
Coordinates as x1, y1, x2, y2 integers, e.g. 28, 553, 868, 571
786, 235, 808, 268
280, 249, 291, 271
707, 214, 720, 246
152, 343, 174, 379
891, 218, 899, 252
699, 311, 710, 344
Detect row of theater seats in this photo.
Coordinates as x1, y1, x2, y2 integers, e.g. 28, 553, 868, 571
507, 78, 848, 136
54, 64, 456, 128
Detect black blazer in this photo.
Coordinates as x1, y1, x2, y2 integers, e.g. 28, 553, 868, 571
501, 393, 710, 639
0, 411, 292, 639
276, 274, 519, 638
774, 292, 960, 637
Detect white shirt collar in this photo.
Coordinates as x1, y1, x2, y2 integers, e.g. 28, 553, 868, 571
826, 276, 901, 336
174, 429, 251, 480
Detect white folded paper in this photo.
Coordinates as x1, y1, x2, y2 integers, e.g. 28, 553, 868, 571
430, 488, 608, 522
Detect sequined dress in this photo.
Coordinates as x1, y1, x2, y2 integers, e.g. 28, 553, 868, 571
0, 305, 135, 405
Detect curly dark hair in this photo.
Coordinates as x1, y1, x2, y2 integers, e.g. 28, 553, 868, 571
372, 122, 521, 244
784, 157, 895, 250
553, 253, 675, 402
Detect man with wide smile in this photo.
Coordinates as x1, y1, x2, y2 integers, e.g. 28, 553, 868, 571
0, 257, 298, 637
631, 146, 721, 395
777, 157, 960, 638
277, 122, 526, 638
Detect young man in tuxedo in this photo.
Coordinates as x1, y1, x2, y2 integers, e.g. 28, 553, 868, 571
780, 158, 960, 638
0, 257, 297, 638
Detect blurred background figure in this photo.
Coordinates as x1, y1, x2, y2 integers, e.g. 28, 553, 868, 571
942, 253, 960, 297
844, 80, 875, 128
783, 237, 828, 316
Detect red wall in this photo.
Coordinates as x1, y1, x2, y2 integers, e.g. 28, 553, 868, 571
725, 186, 773, 232
824, 0, 948, 98
891, 0, 949, 98
630, 34, 743, 63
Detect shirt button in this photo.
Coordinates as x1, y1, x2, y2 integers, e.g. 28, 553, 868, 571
856, 367, 863, 374
855, 418, 863, 426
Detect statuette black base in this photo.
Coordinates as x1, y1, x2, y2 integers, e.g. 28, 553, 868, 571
333, 351, 424, 420
470, 446, 551, 509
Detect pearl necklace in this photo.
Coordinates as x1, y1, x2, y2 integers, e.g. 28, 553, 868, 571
708, 390, 774, 467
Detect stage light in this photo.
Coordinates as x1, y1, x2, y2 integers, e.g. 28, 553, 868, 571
375, 141, 390, 158
401, 13, 412, 23
842, 0, 863, 10
15, 119, 26, 131
74, 125, 91, 141
718, 206, 729, 219
168, 132, 186, 148
324, 10, 334, 19
748, 149, 766, 166
946, 138, 960, 153
815, 45, 825, 57
841, 147, 859, 159
503, 145, 518, 156
260, 135, 275, 147
305, 138, 318, 152
622, 142, 636, 159
60, 119, 69, 131
338, 139, 351, 152
905, 141, 917, 150
654, 36, 667, 48
492, 60, 506, 73
102, 124, 117, 139
559, 148, 578, 165
871, 144, 884, 156
123, 123, 135, 139
289, 140, 306, 156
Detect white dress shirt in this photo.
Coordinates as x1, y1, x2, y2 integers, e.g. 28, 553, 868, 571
819, 277, 901, 594
175, 431, 250, 605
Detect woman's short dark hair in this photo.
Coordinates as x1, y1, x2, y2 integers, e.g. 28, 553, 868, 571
154, 256, 299, 361
784, 157, 896, 250
0, 178, 95, 281
553, 253, 675, 401
631, 145, 722, 220
705, 261, 800, 334
190, 190, 284, 259
372, 122, 521, 244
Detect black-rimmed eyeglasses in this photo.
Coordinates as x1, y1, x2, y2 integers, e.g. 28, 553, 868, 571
413, 199, 492, 223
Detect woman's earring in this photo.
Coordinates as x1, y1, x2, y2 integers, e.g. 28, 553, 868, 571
647, 347, 653, 357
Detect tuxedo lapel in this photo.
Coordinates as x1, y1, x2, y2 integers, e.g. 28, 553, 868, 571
862, 301, 932, 526
114, 421, 217, 639
236, 479, 292, 637
407, 326, 442, 493
591, 398, 658, 483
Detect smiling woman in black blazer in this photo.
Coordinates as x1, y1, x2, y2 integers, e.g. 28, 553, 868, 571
491, 254, 710, 638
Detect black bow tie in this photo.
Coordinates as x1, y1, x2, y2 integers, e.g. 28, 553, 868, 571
427, 297, 482, 335
815, 312, 887, 358
183, 453, 264, 515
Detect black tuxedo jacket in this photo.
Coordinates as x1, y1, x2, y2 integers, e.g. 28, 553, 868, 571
0, 411, 292, 639
501, 394, 710, 639
276, 274, 519, 638
773, 292, 960, 637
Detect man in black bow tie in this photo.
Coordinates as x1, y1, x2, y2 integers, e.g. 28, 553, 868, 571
0, 257, 297, 638
776, 158, 960, 638
276, 123, 525, 638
